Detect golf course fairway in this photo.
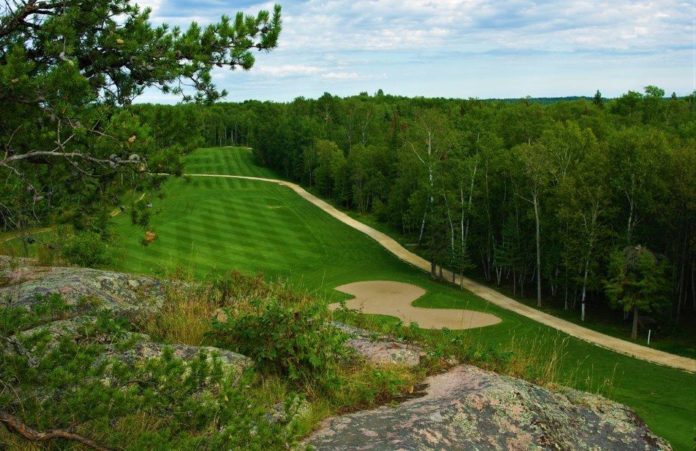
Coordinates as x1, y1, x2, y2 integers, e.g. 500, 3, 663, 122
109, 147, 696, 449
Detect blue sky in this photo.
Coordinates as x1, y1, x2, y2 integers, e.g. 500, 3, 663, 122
136, 0, 695, 103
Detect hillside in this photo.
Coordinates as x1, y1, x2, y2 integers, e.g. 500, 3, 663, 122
2, 0, 692, 448
104, 147, 695, 449
0, 258, 671, 449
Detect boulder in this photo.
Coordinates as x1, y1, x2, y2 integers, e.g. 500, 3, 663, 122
120, 341, 250, 373
1, 258, 249, 374
306, 364, 670, 450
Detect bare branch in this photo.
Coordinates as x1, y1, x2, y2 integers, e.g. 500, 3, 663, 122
0, 411, 111, 451
1, 150, 140, 166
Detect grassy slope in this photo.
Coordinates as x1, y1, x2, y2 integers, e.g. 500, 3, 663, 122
109, 147, 696, 450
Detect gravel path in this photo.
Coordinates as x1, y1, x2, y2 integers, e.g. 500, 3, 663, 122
185, 173, 696, 373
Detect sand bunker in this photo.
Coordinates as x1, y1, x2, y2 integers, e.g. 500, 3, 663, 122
330, 281, 501, 330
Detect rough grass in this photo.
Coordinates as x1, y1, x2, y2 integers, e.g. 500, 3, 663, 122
0, 271, 421, 449
106, 147, 696, 450
137, 282, 218, 346
136, 271, 423, 439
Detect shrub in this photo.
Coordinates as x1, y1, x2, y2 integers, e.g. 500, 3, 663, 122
130, 201, 151, 228
0, 293, 71, 336
60, 232, 111, 267
207, 297, 351, 388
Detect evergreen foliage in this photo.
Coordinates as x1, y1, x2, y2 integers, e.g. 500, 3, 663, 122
0, 0, 281, 231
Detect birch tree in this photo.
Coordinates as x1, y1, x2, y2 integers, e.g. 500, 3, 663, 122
515, 142, 552, 307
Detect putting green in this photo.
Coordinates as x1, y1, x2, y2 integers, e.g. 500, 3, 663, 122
109, 147, 696, 450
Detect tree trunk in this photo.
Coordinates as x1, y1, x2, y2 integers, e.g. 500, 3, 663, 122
631, 305, 639, 340
625, 178, 636, 244
564, 268, 569, 310
462, 161, 477, 258
691, 257, 696, 309
580, 259, 590, 321
443, 194, 455, 255
418, 209, 427, 245
533, 194, 542, 307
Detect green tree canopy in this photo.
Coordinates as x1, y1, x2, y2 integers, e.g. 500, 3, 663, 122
0, 0, 281, 230
605, 245, 668, 339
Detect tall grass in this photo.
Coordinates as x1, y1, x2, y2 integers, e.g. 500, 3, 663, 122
137, 282, 218, 345
333, 308, 618, 397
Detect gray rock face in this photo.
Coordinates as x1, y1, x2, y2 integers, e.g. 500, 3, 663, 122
0, 258, 250, 372
0, 259, 165, 314
121, 342, 250, 373
306, 365, 670, 450
334, 322, 423, 367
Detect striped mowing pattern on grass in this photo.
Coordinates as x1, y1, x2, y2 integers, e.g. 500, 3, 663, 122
183, 147, 276, 177
107, 147, 696, 450
113, 190, 324, 277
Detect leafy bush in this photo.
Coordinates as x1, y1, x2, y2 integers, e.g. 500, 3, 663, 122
60, 232, 111, 267
207, 297, 351, 388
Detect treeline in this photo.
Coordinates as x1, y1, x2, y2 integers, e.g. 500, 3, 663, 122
138, 88, 696, 325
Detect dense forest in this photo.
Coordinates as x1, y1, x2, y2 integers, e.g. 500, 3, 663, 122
129, 89, 696, 332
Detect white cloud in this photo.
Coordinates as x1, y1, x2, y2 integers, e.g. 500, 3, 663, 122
273, 0, 692, 53
255, 64, 324, 77
322, 71, 360, 80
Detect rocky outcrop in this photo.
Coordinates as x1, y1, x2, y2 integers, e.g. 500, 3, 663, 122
1, 258, 670, 449
333, 322, 423, 367
0, 258, 165, 314
306, 364, 670, 450
0, 257, 250, 372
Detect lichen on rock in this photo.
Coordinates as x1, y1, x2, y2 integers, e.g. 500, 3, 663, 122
306, 365, 670, 450
333, 322, 423, 367
0, 258, 165, 314
0, 257, 249, 374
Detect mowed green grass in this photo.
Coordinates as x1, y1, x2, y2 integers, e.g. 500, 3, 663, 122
109, 147, 696, 449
